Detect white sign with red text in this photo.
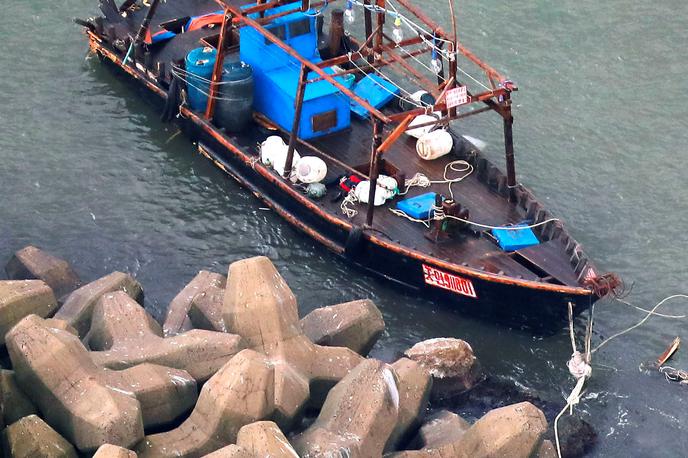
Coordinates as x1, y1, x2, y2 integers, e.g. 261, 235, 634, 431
423, 264, 477, 298
445, 86, 468, 108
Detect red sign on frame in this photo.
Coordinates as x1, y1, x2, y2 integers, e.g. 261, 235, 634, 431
422, 264, 477, 298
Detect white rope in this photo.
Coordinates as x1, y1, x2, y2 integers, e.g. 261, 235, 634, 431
398, 159, 472, 200
554, 302, 594, 458
394, 43, 446, 82
616, 297, 687, 319
592, 294, 688, 354
389, 207, 560, 231
341, 190, 359, 218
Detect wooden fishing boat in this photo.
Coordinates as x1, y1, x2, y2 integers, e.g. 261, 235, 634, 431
78, 0, 620, 328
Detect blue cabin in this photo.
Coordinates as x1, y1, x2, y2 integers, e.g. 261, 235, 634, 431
240, 3, 351, 140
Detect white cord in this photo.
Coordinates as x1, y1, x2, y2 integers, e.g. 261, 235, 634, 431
341, 190, 359, 218
398, 159, 472, 200
592, 294, 688, 354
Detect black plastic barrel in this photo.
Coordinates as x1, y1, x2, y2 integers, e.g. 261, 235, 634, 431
215, 61, 253, 132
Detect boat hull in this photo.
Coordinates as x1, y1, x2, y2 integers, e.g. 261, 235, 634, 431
88, 35, 595, 330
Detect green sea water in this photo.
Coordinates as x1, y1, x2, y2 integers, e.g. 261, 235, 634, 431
1, 1, 686, 455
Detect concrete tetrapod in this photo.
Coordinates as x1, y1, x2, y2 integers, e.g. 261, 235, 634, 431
387, 402, 548, 458
300, 298, 385, 356
137, 349, 276, 458
1, 414, 78, 458
85, 291, 162, 350
88, 291, 243, 382
6, 315, 198, 452
0, 280, 57, 345
93, 444, 138, 458
202, 445, 254, 458
0, 369, 38, 425
292, 359, 400, 458
163, 270, 226, 336
236, 421, 298, 457
223, 257, 363, 428
188, 284, 226, 332
106, 364, 198, 429
54, 271, 143, 337
385, 358, 433, 452
5, 246, 80, 300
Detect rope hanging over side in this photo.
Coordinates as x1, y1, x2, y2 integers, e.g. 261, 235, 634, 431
554, 301, 594, 458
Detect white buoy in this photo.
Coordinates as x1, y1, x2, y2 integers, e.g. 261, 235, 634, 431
406, 114, 440, 139
416, 130, 454, 160
260, 136, 300, 175
295, 156, 328, 184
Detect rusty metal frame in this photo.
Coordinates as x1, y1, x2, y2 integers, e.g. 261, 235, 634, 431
207, 0, 517, 226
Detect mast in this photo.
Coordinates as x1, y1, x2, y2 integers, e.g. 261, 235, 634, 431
284, 65, 309, 178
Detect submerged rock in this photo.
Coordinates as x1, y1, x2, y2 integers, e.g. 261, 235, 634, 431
409, 410, 470, 450
293, 359, 400, 458
223, 256, 362, 428
137, 349, 275, 458
300, 298, 385, 356
163, 270, 226, 336
537, 439, 557, 458
404, 338, 483, 400
54, 271, 143, 337
5, 246, 80, 300
544, 414, 597, 458
0, 280, 57, 345
1, 414, 78, 458
88, 291, 243, 382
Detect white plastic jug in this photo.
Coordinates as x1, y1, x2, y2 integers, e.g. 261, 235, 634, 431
416, 129, 454, 161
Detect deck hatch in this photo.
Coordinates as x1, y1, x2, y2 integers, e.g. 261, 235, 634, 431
312, 110, 338, 133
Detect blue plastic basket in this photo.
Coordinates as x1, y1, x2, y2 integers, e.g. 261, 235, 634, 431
492, 224, 540, 251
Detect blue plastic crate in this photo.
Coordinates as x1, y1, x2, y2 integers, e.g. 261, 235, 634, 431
350, 74, 400, 119
492, 224, 540, 251
396, 192, 438, 220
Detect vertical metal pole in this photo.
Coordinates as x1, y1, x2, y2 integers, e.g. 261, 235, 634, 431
284, 64, 309, 178
364, 0, 374, 63
375, 0, 385, 54
503, 93, 516, 199
366, 120, 383, 226
125, 0, 161, 64
448, 0, 459, 116
205, 10, 230, 120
